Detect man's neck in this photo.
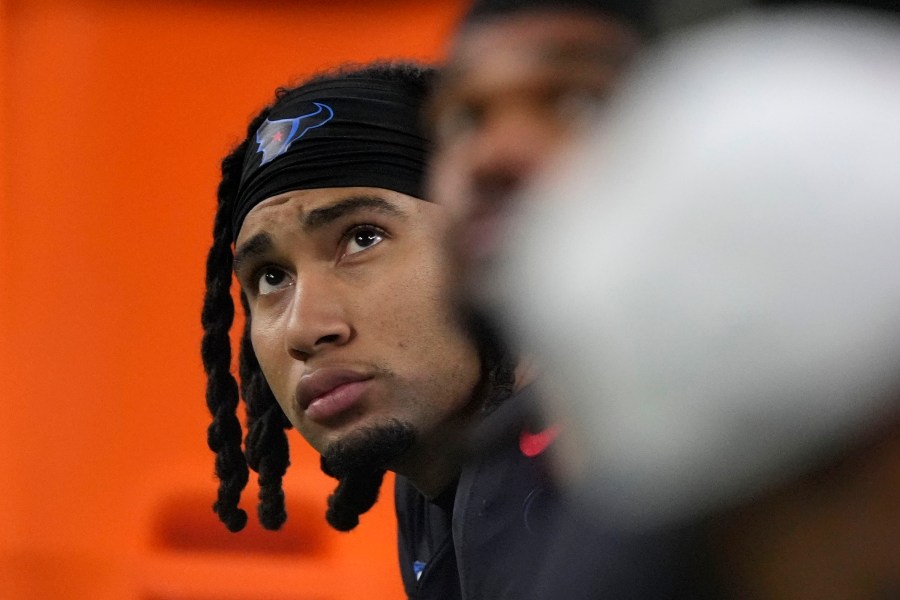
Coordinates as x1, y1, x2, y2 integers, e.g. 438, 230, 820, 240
396, 448, 463, 500
391, 410, 479, 499
394, 357, 542, 498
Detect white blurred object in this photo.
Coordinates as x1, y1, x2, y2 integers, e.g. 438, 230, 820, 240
501, 7, 900, 529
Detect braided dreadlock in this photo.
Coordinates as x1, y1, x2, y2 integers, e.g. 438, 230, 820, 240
201, 62, 444, 532
202, 128, 256, 532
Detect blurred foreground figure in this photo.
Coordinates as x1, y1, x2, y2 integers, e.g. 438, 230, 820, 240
426, 0, 654, 498
429, 0, 651, 310
504, 5, 900, 598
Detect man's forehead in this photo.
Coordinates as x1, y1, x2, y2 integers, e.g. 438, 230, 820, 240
236, 189, 413, 245
452, 10, 636, 65
237, 191, 304, 238
245, 190, 297, 216
445, 16, 636, 90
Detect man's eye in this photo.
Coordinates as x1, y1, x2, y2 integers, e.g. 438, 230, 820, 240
344, 226, 385, 256
434, 103, 483, 143
257, 268, 292, 295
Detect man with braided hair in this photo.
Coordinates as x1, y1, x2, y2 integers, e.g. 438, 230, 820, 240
201, 62, 558, 599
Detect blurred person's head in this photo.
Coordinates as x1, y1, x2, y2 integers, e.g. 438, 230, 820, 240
428, 0, 651, 308
502, 7, 900, 597
201, 62, 515, 534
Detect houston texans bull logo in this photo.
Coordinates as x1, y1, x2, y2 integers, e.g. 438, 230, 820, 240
255, 102, 335, 165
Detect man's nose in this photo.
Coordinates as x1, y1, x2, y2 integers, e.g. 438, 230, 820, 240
283, 276, 352, 361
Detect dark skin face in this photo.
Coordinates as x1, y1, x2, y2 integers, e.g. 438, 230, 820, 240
428, 10, 640, 286
234, 187, 483, 495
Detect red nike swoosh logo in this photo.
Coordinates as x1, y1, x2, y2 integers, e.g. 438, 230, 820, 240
519, 424, 562, 457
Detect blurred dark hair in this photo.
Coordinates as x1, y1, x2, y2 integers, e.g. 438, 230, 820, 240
462, 0, 655, 36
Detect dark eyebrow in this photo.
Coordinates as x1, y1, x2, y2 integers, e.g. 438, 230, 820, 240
302, 195, 407, 231
536, 39, 631, 67
233, 232, 273, 274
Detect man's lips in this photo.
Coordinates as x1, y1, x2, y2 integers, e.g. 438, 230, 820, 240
297, 369, 373, 423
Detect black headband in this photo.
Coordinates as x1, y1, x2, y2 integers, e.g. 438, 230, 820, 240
232, 77, 431, 240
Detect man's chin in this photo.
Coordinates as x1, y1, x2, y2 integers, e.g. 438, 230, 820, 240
320, 419, 417, 479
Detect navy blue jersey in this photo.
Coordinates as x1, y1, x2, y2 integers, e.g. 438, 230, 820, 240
393, 385, 705, 600
395, 386, 560, 599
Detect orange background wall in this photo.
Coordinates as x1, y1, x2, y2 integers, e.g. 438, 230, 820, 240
0, 1, 464, 598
